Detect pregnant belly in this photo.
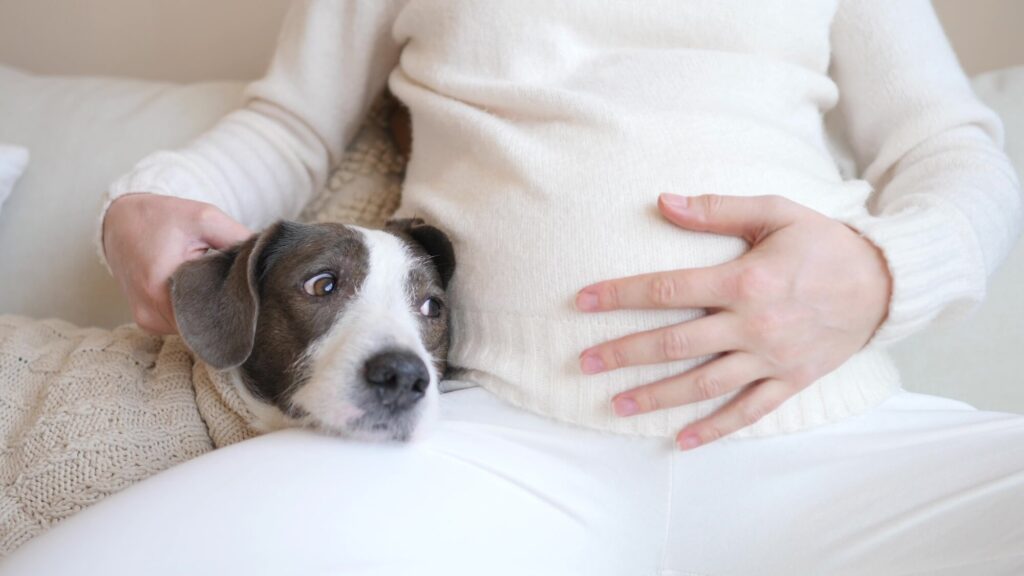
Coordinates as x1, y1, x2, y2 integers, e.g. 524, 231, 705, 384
396, 118, 870, 394
401, 149, 868, 317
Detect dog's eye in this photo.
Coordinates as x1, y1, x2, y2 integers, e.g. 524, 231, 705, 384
303, 272, 336, 297
419, 297, 443, 318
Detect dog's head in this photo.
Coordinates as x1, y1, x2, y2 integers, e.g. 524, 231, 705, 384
170, 219, 455, 441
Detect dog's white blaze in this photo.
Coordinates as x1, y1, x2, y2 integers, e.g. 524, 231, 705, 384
289, 227, 439, 436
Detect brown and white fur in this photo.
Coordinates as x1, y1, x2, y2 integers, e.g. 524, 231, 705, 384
172, 218, 456, 442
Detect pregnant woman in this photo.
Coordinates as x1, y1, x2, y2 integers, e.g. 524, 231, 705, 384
19, 1, 1021, 574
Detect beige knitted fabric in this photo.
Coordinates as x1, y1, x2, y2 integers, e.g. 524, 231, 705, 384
299, 91, 404, 228
0, 316, 258, 555
1, 92, 405, 556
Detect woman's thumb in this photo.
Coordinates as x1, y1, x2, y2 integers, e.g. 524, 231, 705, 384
200, 210, 253, 250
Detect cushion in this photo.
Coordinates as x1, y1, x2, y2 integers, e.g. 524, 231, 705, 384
0, 144, 29, 214
0, 64, 406, 329
0, 65, 244, 327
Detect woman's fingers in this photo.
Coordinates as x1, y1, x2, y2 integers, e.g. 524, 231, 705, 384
129, 249, 186, 334
611, 352, 768, 417
132, 302, 177, 335
104, 194, 251, 336
579, 312, 740, 374
658, 193, 798, 244
576, 195, 806, 314
576, 262, 741, 312
674, 378, 793, 450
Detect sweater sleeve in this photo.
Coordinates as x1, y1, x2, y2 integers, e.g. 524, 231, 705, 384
830, 0, 1023, 347
100, 0, 406, 259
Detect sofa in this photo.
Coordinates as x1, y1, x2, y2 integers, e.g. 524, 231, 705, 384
0, 3, 1022, 572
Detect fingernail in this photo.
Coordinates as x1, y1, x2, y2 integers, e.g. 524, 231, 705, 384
576, 290, 599, 312
613, 397, 640, 417
580, 353, 605, 375
661, 193, 690, 210
677, 433, 701, 451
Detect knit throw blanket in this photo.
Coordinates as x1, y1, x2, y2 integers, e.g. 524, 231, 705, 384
0, 315, 260, 556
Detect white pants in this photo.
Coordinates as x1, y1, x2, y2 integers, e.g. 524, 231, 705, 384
4, 387, 1023, 576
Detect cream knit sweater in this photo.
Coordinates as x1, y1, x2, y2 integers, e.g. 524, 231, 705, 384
104, 0, 1022, 437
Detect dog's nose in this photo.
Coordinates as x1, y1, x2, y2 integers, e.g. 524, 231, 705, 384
363, 350, 430, 410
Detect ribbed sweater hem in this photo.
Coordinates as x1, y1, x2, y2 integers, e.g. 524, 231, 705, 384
450, 308, 902, 439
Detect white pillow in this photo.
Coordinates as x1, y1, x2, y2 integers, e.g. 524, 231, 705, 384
0, 65, 244, 327
0, 143, 29, 214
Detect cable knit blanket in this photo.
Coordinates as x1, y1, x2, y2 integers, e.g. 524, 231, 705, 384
0, 93, 407, 556
0, 316, 259, 555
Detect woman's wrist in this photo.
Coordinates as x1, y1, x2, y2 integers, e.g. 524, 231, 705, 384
841, 201, 987, 348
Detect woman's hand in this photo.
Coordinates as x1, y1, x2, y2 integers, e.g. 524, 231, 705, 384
575, 194, 892, 450
103, 194, 252, 334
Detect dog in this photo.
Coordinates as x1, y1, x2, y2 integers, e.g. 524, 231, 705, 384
0, 218, 455, 554
173, 217, 456, 441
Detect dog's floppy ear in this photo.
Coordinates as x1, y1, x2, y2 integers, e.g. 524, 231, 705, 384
170, 223, 284, 369
387, 218, 456, 289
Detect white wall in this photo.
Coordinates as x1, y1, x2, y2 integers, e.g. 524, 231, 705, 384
0, 0, 290, 81
0, 0, 1020, 82
933, 0, 1024, 75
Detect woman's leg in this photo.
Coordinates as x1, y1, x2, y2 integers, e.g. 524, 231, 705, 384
8, 387, 1020, 576
1, 386, 672, 576
664, 392, 1024, 576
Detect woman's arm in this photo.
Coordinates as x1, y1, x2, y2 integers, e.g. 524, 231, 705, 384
101, 0, 407, 333
831, 0, 1023, 346
105, 0, 407, 231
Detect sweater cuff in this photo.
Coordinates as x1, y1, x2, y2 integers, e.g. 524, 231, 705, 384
95, 155, 232, 273
842, 201, 987, 348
